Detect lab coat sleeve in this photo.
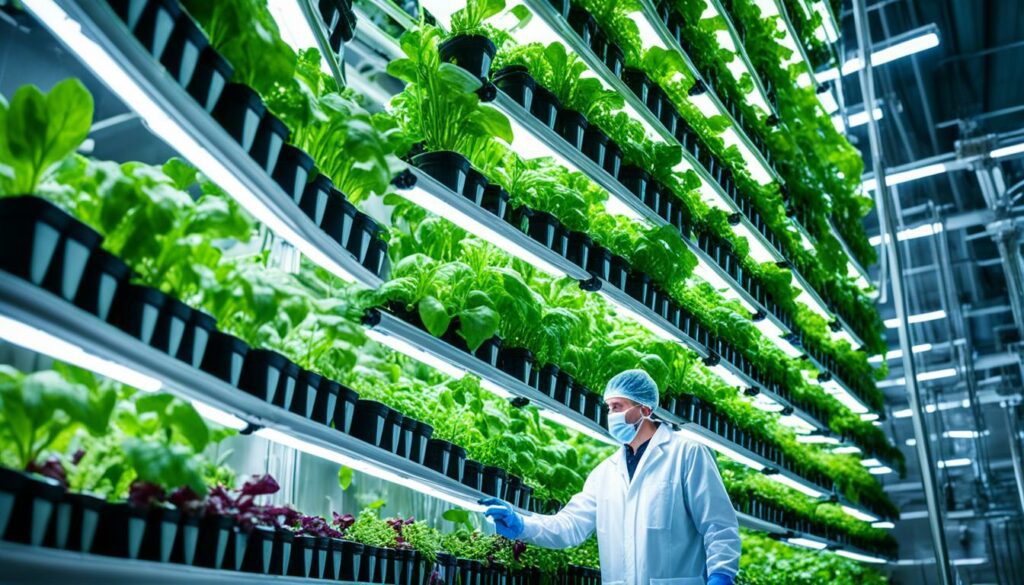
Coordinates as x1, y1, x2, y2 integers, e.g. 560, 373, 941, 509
683, 442, 741, 577
517, 466, 599, 549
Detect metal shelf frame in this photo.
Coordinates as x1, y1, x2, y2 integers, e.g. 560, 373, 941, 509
25, 0, 383, 289
706, 0, 778, 117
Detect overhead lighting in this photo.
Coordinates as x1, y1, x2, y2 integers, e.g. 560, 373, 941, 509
869, 466, 894, 475
869, 222, 943, 246
943, 430, 980, 439
951, 557, 987, 566
905, 438, 917, 446
751, 392, 786, 413
868, 343, 933, 363
0, 314, 163, 393
938, 458, 972, 469
894, 408, 913, 418
191, 399, 249, 430
861, 458, 882, 467
765, 473, 828, 498
787, 537, 829, 550
863, 163, 948, 192
872, 521, 896, 530
601, 291, 680, 343
832, 445, 862, 455
991, 142, 1024, 159
364, 328, 468, 381
797, 433, 840, 445
820, 379, 871, 414
817, 26, 940, 82
677, 427, 766, 471
884, 310, 947, 328
255, 427, 487, 512
832, 107, 884, 132
861, 413, 880, 422
842, 505, 879, 523
916, 368, 957, 382
818, 88, 840, 113
835, 549, 889, 563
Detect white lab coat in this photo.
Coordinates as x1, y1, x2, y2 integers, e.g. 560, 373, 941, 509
519, 424, 741, 584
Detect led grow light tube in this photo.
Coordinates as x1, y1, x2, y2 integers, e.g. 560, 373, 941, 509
884, 310, 947, 328
676, 427, 766, 471
871, 521, 896, 530
364, 328, 468, 381
0, 314, 163, 393
832, 445, 862, 455
835, 549, 888, 563
820, 379, 871, 414
786, 537, 829, 550
765, 472, 827, 498
868, 466, 894, 475
255, 427, 487, 512
191, 399, 250, 431
816, 26, 940, 82
25, 0, 372, 286
842, 505, 879, 523
862, 162, 947, 191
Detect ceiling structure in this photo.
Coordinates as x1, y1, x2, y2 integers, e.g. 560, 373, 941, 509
832, 1, 1024, 584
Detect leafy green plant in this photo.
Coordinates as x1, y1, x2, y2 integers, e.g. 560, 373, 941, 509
0, 78, 93, 195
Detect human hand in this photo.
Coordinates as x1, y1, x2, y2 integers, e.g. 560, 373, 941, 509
479, 497, 524, 539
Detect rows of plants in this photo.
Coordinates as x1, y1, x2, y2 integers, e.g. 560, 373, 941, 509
488, 0, 887, 414
0, 364, 603, 583
1, 0, 899, 579
404, 6, 893, 460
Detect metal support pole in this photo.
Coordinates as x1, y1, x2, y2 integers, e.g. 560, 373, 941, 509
850, 1, 954, 582
1004, 403, 1024, 520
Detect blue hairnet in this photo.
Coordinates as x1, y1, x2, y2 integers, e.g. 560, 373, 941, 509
604, 369, 659, 409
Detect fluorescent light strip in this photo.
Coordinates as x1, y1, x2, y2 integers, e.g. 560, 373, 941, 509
832, 107, 884, 132
397, 185, 567, 277
937, 458, 971, 469
868, 466, 894, 475
364, 328, 468, 380
992, 142, 1024, 159
766, 472, 827, 498
943, 430, 979, 439
835, 549, 888, 563
860, 413, 880, 422
600, 291, 679, 342
817, 30, 940, 81
842, 505, 879, 523
0, 314, 163, 392
832, 445, 862, 455
538, 407, 619, 447
860, 458, 882, 467
255, 427, 486, 512
26, 0, 362, 284
191, 399, 249, 430
796, 434, 840, 444
677, 427, 765, 471
787, 537, 829, 550
871, 521, 895, 529
884, 310, 947, 328
868, 343, 933, 363
869, 222, 943, 246
862, 163, 948, 192
820, 379, 870, 414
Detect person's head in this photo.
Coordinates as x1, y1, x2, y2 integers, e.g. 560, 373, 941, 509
604, 370, 658, 441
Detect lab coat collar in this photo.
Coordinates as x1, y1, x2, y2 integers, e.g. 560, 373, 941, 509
611, 423, 672, 486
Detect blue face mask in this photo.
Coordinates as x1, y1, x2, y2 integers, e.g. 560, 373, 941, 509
607, 405, 646, 443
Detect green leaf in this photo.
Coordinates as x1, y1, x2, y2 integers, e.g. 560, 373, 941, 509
338, 465, 354, 490
418, 295, 452, 337
457, 304, 499, 352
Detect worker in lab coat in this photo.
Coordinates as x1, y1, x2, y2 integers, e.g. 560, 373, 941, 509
482, 369, 741, 585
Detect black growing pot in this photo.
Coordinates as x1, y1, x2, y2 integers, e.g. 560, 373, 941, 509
345, 211, 381, 265
604, 140, 623, 179
350, 400, 395, 450
335, 539, 365, 581
73, 247, 131, 322
605, 42, 625, 77
0, 195, 101, 303
529, 85, 559, 130
642, 181, 663, 217
608, 254, 630, 290
565, 231, 593, 269
585, 246, 611, 281
481, 466, 507, 498
424, 439, 454, 477
186, 45, 233, 112
200, 330, 250, 387
590, 26, 608, 62
505, 474, 524, 508
288, 534, 320, 578
448, 445, 467, 483
110, 284, 167, 346
323, 195, 359, 252
272, 145, 316, 203
581, 124, 609, 168
439, 34, 497, 80
464, 167, 488, 206
190, 514, 235, 569
137, 506, 181, 563
556, 108, 588, 150
480, 183, 510, 222
624, 272, 651, 306
241, 525, 278, 574
297, 173, 333, 226
89, 502, 147, 559
311, 378, 340, 426
320, 0, 357, 50
567, 6, 596, 46
250, 112, 290, 174
49, 491, 104, 553
386, 409, 405, 455
462, 459, 484, 492
238, 349, 293, 405
622, 68, 650, 104
152, 297, 194, 358
473, 335, 502, 368
160, 12, 208, 88
553, 369, 573, 406
498, 346, 535, 386
212, 83, 266, 153
547, 0, 572, 19
109, 0, 180, 61
412, 150, 471, 195
492, 65, 535, 111
618, 165, 651, 202
645, 84, 665, 121
0, 468, 62, 546
292, 369, 323, 420
172, 307, 214, 368
513, 207, 562, 251
536, 363, 560, 398
410, 421, 434, 465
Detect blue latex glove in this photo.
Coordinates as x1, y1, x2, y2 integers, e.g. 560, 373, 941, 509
480, 497, 524, 539
707, 573, 735, 585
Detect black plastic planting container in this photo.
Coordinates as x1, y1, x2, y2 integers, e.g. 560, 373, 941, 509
425, 439, 459, 479
273, 145, 316, 203
73, 248, 132, 322
556, 109, 588, 150
200, 330, 250, 386
530, 85, 559, 129
186, 46, 233, 112
0, 468, 62, 546
514, 207, 562, 251
350, 399, 394, 450
110, 284, 168, 346
297, 173, 332, 227
160, 12, 209, 88
498, 346, 535, 386
480, 183, 510, 222
412, 150, 471, 195
212, 83, 266, 153
333, 383, 360, 434
581, 125, 609, 168
462, 459, 484, 492
251, 112, 290, 174
238, 348, 293, 405
481, 465, 507, 498
109, 0, 181, 61
291, 369, 323, 420
0, 195, 102, 303
319, 0, 357, 50
463, 167, 488, 206
567, 6, 596, 46
323, 195, 359, 253
619, 165, 652, 203
439, 34, 497, 80
604, 140, 623, 178
492, 65, 535, 111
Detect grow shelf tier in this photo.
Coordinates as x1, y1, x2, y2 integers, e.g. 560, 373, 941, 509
0, 271, 521, 516
24, 0, 384, 288
0, 540, 373, 585
703, 0, 777, 116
